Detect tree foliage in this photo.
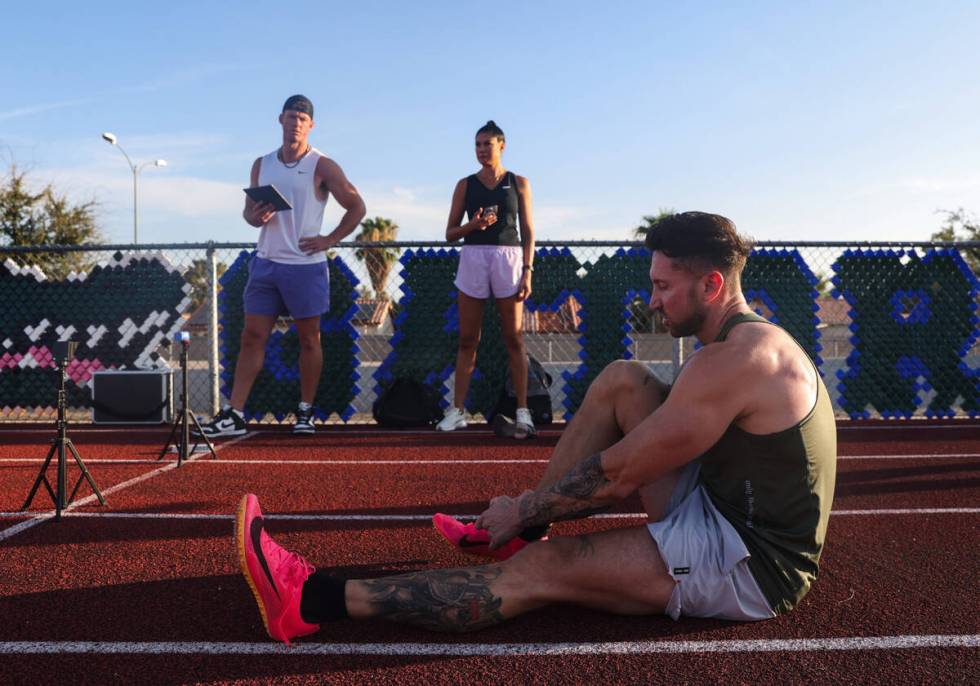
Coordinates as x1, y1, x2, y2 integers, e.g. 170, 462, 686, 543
0, 165, 104, 279
354, 216, 401, 299
184, 258, 228, 311
931, 208, 979, 275
631, 208, 676, 241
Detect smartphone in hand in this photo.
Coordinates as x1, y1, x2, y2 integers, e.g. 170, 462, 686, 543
483, 205, 498, 220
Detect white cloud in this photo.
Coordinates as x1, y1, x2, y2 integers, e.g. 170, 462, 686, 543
0, 98, 90, 123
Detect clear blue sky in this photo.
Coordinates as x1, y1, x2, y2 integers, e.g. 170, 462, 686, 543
2, 1, 978, 245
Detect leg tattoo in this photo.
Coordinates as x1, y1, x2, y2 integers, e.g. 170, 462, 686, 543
359, 566, 506, 632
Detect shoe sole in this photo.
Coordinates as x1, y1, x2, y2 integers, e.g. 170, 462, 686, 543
292, 427, 315, 435
491, 415, 535, 439
235, 495, 274, 640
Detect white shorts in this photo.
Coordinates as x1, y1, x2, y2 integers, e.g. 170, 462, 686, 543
454, 245, 523, 299
647, 461, 776, 622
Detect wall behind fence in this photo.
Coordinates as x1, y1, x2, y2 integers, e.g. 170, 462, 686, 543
1, 241, 977, 422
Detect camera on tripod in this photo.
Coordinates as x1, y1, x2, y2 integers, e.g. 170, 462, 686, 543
22, 337, 105, 519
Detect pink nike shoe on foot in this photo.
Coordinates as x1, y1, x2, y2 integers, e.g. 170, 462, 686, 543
236, 493, 320, 645
432, 512, 542, 561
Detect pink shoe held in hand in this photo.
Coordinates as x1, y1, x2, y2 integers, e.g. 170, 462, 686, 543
432, 512, 540, 561
236, 493, 320, 645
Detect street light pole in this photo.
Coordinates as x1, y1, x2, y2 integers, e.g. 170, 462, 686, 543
101, 133, 167, 245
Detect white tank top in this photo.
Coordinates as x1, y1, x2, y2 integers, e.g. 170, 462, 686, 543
255, 146, 327, 264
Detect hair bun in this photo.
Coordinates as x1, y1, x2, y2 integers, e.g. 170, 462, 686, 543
486, 120, 496, 127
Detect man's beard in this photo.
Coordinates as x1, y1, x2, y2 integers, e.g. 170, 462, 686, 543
661, 289, 706, 338
666, 309, 705, 338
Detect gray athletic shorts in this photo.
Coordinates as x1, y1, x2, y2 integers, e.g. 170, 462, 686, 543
647, 460, 776, 622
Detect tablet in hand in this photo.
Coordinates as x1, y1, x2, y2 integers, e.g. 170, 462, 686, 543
243, 185, 292, 212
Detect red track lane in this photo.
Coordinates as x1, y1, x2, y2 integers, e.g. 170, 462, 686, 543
0, 423, 977, 684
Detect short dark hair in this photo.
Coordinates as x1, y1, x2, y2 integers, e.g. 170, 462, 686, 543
644, 212, 753, 279
476, 120, 505, 142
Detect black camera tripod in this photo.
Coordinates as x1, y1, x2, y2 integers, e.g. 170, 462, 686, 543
158, 338, 217, 466
22, 350, 106, 521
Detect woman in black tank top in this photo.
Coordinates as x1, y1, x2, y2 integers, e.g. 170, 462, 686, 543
438, 121, 537, 437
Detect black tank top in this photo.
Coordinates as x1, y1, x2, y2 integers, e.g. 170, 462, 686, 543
463, 171, 520, 246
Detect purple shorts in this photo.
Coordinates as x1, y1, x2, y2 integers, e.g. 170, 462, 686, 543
454, 245, 523, 299
243, 256, 330, 320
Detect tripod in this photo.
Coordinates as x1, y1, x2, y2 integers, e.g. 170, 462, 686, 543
22, 356, 106, 521
158, 339, 217, 466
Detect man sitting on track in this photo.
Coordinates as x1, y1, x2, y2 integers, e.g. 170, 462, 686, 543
235, 211, 837, 642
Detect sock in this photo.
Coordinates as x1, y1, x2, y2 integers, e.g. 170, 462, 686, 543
518, 524, 549, 542
300, 571, 349, 622
222, 404, 244, 419
298, 401, 313, 412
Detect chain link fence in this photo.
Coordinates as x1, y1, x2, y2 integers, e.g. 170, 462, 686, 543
1, 240, 977, 423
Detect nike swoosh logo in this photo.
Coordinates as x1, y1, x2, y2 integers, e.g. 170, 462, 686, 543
250, 516, 280, 599
457, 533, 489, 548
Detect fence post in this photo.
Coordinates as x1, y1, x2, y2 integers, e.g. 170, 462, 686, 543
672, 336, 685, 379
206, 242, 220, 416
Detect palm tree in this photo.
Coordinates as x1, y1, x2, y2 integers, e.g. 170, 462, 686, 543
631, 208, 676, 241
354, 217, 401, 300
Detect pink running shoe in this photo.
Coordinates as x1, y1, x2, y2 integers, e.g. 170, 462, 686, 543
432, 512, 541, 561
236, 494, 320, 645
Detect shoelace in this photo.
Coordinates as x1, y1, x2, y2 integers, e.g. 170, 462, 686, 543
266, 539, 314, 586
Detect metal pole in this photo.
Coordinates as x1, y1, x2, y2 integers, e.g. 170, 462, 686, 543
672, 336, 685, 379
133, 168, 140, 245
207, 242, 220, 416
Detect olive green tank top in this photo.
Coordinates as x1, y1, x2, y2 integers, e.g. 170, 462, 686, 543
698, 312, 837, 614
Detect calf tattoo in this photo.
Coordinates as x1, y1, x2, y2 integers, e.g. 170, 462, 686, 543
519, 453, 612, 526
361, 566, 505, 632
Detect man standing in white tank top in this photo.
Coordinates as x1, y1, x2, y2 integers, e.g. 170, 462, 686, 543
197, 95, 366, 437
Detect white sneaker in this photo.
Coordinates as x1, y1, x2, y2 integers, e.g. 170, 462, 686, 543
436, 407, 467, 432
514, 408, 537, 440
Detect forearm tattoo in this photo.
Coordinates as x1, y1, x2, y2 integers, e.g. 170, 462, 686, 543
360, 566, 505, 632
519, 453, 613, 527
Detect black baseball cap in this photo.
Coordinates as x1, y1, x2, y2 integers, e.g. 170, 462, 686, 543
282, 94, 314, 119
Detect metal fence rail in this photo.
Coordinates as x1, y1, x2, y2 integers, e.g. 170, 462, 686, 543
1, 240, 977, 423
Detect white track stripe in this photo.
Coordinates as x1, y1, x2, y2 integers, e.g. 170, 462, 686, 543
1, 507, 976, 522
0, 634, 976, 656
1, 453, 976, 465
0, 432, 257, 543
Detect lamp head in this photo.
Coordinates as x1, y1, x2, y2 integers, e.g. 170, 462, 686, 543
101, 132, 117, 145
155, 159, 168, 168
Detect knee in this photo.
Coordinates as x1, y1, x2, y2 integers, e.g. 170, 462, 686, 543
298, 332, 321, 354
502, 331, 525, 355
501, 537, 585, 600
458, 332, 481, 353
591, 360, 657, 400
240, 327, 269, 350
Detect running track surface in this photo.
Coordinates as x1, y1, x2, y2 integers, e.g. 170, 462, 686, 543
0, 421, 977, 685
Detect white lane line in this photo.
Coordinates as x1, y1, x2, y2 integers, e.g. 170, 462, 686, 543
2, 453, 975, 465
0, 634, 976, 655
0, 432, 258, 543
1, 507, 976, 522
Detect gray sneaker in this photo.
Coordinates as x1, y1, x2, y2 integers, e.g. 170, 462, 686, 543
293, 405, 315, 435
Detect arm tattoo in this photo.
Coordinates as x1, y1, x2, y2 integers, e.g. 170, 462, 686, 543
518, 453, 613, 527
359, 566, 505, 632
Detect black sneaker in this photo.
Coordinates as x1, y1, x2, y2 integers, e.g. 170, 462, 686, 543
293, 405, 315, 435
195, 407, 246, 438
